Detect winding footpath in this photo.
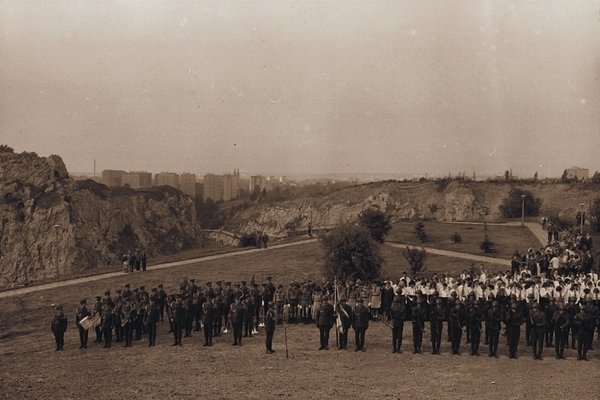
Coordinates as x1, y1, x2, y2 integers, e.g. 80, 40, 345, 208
0, 222, 547, 299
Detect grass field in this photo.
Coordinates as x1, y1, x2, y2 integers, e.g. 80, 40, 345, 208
0, 242, 597, 400
387, 221, 541, 259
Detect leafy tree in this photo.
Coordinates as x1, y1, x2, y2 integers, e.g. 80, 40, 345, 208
414, 221, 428, 243
194, 198, 225, 229
358, 209, 392, 243
320, 223, 383, 282
403, 246, 427, 278
592, 171, 600, 184
450, 232, 462, 243
590, 197, 600, 233
0, 144, 14, 153
480, 222, 495, 253
499, 188, 542, 218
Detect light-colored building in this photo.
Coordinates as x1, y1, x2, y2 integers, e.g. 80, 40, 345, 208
179, 173, 197, 199
102, 169, 126, 187
122, 171, 152, 188
154, 172, 180, 188
203, 173, 223, 201
564, 167, 589, 180
222, 169, 240, 201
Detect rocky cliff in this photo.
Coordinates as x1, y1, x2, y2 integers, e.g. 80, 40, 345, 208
225, 180, 600, 238
0, 151, 198, 288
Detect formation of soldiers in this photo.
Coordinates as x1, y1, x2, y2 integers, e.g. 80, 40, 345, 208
51, 267, 599, 361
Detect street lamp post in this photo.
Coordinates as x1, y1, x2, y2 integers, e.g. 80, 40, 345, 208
579, 203, 585, 234
53, 224, 62, 277
520, 195, 526, 227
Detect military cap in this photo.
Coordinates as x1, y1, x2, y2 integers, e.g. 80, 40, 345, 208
140, 286, 145, 290
234, 282, 241, 287
56, 305, 63, 311
241, 281, 246, 285
266, 276, 272, 279
95, 296, 102, 300
216, 280, 222, 284
151, 287, 157, 292
104, 290, 111, 295
278, 284, 283, 288
158, 284, 163, 288
207, 281, 212, 285
125, 284, 130, 288
225, 282, 231, 285
190, 279, 195, 282
80, 299, 87, 304
116, 289, 122, 293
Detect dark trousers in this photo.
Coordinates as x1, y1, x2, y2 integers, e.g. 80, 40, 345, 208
203, 320, 213, 345
470, 327, 481, 355
135, 320, 143, 340
339, 327, 349, 349
430, 322, 442, 354
319, 327, 330, 348
265, 328, 274, 351
244, 319, 253, 337
451, 327, 462, 354
531, 331, 544, 358
545, 323, 555, 345
115, 325, 122, 342
525, 321, 532, 345
354, 327, 366, 350
508, 327, 520, 358
392, 323, 404, 352
95, 325, 103, 342
412, 323, 423, 353
173, 322, 183, 345
184, 316, 193, 336
232, 322, 243, 344
54, 332, 64, 350
103, 327, 112, 348
147, 323, 157, 346
488, 329, 500, 356
124, 324, 133, 347
78, 326, 88, 348
213, 316, 222, 336
555, 329, 568, 357
159, 304, 165, 322
570, 327, 578, 348
577, 332, 592, 359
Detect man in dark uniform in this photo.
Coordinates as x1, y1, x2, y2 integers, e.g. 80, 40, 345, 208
157, 284, 167, 322
524, 293, 535, 347
352, 298, 369, 352
530, 302, 546, 359
506, 301, 524, 359
122, 301, 135, 347
51, 305, 68, 351
315, 295, 335, 350
265, 303, 276, 353
448, 303, 465, 355
102, 304, 115, 348
213, 292, 224, 337
411, 297, 427, 354
172, 295, 185, 346
229, 295, 244, 345
486, 301, 503, 357
390, 295, 407, 353
183, 294, 194, 338
545, 297, 558, 347
75, 299, 90, 349
202, 297, 215, 346
243, 296, 254, 337
573, 303, 594, 360
553, 302, 570, 359
145, 298, 159, 347
263, 276, 275, 316
337, 297, 352, 350
429, 298, 445, 355
467, 301, 484, 356
223, 282, 234, 332
93, 296, 103, 343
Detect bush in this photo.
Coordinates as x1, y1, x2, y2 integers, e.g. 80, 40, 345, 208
403, 246, 427, 278
239, 233, 258, 247
0, 144, 14, 153
451, 232, 462, 243
358, 208, 392, 243
499, 188, 542, 218
480, 223, 495, 253
414, 221, 428, 243
320, 223, 382, 282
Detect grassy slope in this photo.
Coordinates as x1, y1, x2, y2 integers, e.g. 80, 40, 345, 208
387, 221, 541, 259
0, 242, 597, 400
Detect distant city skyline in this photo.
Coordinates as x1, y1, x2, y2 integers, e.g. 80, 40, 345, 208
1, 1, 599, 178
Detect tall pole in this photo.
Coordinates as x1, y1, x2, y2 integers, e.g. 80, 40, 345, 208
53, 224, 62, 277
521, 195, 526, 227
580, 203, 585, 234
334, 277, 339, 349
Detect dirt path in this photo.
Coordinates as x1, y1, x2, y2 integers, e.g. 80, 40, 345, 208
385, 241, 510, 266
0, 239, 318, 299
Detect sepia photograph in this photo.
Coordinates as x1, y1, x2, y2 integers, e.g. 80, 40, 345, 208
0, 1, 599, 399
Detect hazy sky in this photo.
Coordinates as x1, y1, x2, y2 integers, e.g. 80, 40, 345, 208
1, 1, 599, 177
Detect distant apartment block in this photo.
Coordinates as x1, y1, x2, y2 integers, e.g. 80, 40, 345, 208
122, 171, 152, 189
250, 175, 266, 192
564, 167, 589, 180
203, 173, 223, 201
179, 173, 197, 199
222, 169, 240, 201
102, 169, 126, 187
154, 172, 180, 188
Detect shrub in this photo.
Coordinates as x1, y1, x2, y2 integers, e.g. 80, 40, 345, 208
414, 221, 428, 243
403, 246, 427, 278
499, 188, 542, 218
451, 232, 462, 243
358, 208, 392, 243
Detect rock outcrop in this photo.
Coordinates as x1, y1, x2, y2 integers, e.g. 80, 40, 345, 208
0, 151, 198, 288
225, 180, 600, 239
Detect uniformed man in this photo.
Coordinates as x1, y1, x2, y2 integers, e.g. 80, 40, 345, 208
506, 301, 524, 359
448, 303, 465, 355
265, 303, 277, 354
429, 298, 445, 355
573, 303, 594, 360
352, 298, 369, 352
172, 295, 185, 346
102, 304, 115, 348
486, 301, 503, 357
467, 301, 484, 356
552, 302, 570, 359
390, 295, 407, 353
229, 295, 244, 346
202, 297, 215, 346
411, 297, 427, 354
75, 299, 90, 349
337, 297, 352, 350
51, 305, 68, 351
529, 302, 546, 360
157, 284, 167, 322
145, 298, 160, 347
315, 295, 335, 350
93, 296, 103, 343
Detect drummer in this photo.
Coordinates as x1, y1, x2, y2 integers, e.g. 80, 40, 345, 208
75, 299, 91, 349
